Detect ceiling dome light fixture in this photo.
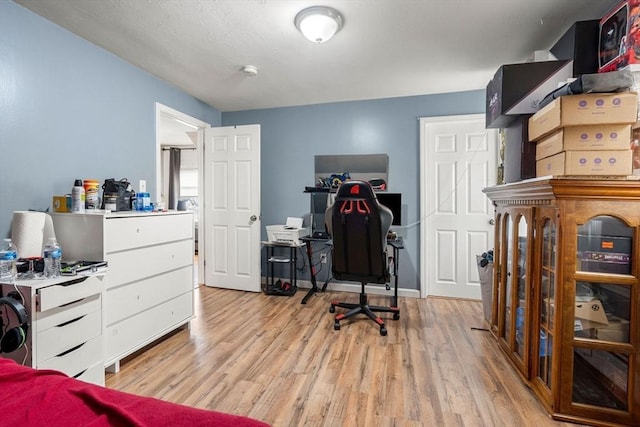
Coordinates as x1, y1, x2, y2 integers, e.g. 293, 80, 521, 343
294, 6, 344, 43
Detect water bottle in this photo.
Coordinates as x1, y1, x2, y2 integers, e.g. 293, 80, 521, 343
0, 239, 18, 283
43, 237, 62, 278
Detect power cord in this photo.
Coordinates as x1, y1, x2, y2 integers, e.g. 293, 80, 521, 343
391, 130, 489, 231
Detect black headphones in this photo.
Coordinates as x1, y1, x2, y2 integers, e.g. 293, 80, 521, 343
0, 296, 29, 354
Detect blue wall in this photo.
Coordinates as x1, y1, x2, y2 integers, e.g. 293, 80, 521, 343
0, 0, 221, 238
223, 91, 486, 290
3, 0, 487, 292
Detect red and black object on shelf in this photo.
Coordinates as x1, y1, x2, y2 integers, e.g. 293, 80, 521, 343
263, 279, 297, 296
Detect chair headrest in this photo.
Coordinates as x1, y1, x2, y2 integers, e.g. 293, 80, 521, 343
335, 180, 376, 201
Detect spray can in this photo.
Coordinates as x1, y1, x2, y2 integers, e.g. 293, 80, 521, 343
72, 179, 85, 213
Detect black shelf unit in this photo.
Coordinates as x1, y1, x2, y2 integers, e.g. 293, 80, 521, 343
262, 242, 298, 296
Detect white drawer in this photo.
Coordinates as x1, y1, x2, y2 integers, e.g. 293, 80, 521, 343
106, 292, 193, 363
36, 309, 102, 364
37, 335, 102, 378
74, 361, 105, 386
105, 239, 193, 288
105, 266, 193, 325
37, 275, 103, 312
36, 293, 101, 333
105, 214, 193, 252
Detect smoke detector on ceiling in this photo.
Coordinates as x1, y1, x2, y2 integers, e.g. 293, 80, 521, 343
242, 65, 258, 77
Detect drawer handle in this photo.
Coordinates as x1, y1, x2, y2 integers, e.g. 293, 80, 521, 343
73, 368, 88, 379
58, 277, 88, 287
56, 342, 86, 357
57, 315, 86, 327
60, 298, 84, 308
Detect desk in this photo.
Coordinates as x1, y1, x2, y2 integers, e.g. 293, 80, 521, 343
299, 236, 332, 304
300, 236, 404, 305
387, 237, 404, 307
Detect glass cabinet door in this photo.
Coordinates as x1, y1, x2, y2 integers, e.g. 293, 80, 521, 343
514, 215, 528, 362
501, 214, 513, 345
534, 212, 557, 392
491, 212, 503, 333
499, 209, 531, 375
571, 215, 633, 411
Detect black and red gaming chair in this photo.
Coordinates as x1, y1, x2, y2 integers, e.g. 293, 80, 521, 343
325, 180, 399, 336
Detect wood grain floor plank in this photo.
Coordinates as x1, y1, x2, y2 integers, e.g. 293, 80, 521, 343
106, 286, 585, 427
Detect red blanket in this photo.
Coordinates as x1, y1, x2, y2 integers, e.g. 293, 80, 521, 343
0, 358, 269, 427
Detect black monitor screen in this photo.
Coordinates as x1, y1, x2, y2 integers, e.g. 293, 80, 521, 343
310, 192, 330, 234
375, 192, 402, 226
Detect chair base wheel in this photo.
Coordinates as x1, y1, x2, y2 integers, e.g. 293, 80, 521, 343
329, 292, 399, 335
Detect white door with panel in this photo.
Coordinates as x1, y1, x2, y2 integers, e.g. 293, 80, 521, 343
420, 114, 497, 299
203, 125, 261, 292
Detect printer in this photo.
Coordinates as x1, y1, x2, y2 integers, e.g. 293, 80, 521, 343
266, 217, 309, 246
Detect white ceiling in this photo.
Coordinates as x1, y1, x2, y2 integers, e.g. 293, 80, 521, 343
15, 0, 619, 115
156, 111, 199, 146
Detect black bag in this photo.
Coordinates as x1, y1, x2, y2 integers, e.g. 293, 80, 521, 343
101, 178, 135, 211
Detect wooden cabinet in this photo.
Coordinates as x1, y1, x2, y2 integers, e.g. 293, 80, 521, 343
484, 178, 640, 427
53, 211, 194, 373
1, 274, 106, 386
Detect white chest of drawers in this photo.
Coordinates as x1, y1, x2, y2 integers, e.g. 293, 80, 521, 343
1, 274, 106, 386
53, 211, 194, 373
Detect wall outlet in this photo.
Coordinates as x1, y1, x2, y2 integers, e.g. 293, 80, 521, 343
320, 253, 327, 263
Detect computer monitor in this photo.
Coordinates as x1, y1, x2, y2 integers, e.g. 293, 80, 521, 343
375, 192, 402, 226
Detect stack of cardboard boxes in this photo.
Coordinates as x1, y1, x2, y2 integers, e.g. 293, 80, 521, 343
528, 92, 638, 177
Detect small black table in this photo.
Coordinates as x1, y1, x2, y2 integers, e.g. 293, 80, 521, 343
262, 241, 299, 296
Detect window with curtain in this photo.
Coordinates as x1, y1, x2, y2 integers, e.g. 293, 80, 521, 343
180, 169, 198, 198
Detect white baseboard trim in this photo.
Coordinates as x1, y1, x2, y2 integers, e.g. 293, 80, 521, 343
295, 279, 420, 299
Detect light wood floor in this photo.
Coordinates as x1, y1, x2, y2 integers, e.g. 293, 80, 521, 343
106, 286, 584, 427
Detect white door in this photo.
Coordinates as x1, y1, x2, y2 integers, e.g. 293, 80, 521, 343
420, 114, 497, 299
203, 125, 261, 292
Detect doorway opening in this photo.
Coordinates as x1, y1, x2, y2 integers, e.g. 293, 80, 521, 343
155, 103, 210, 286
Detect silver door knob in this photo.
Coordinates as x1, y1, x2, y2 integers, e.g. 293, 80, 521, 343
250, 215, 257, 222
489, 219, 495, 225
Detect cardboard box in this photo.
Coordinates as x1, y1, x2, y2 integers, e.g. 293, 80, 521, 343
52, 195, 71, 213
535, 124, 632, 160
536, 150, 632, 177
551, 20, 600, 76
594, 316, 630, 342
485, 60, 573, 129
599, 1, 640, 72
575, 298, 608, 324
528, 93, 638, 142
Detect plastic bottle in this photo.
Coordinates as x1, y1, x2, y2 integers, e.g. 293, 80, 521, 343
43, 237, 62, 278
72, 179, 85, 213
141, 192, 151, 211
135, 192, 151, 211
0, 239, 18, 283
